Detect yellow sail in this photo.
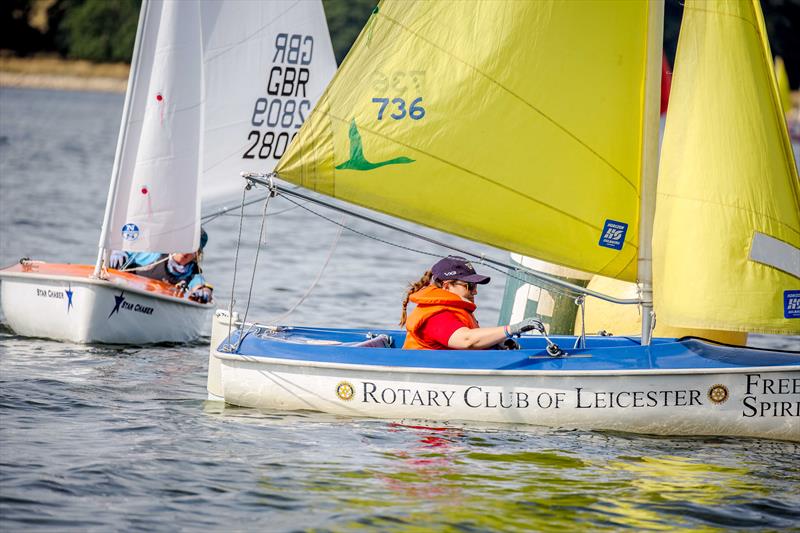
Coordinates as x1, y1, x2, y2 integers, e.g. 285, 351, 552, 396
277, 0, 655, 281
653, 0, 800, 335
775, 56, 792, 115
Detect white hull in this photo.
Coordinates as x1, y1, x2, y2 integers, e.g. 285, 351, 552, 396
213, 354, 798, 441
207, 313, 800, 441
0, 268, 209, 344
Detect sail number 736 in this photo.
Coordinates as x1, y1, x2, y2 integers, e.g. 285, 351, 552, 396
372, 97, 425, 120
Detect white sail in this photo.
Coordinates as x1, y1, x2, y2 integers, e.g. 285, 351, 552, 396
102, 0, 337, 254
200, 0, 336, 211
104, 0, 203, 253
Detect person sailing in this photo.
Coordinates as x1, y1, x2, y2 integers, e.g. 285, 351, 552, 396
108, 228, 213, 304
400, 255, 541, 349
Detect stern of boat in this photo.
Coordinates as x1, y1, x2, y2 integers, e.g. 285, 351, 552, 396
0, 261, 211, 343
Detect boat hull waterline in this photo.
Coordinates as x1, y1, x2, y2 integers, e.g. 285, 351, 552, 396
207, 313, 800, 441
0, 263, 210, 344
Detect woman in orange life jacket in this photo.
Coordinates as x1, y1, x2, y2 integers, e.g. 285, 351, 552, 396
400, 255, 541, 350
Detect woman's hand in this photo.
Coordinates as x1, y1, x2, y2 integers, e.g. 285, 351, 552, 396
508, 318, 544, 336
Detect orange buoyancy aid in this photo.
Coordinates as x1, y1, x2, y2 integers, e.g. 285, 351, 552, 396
403, 285, 479, 350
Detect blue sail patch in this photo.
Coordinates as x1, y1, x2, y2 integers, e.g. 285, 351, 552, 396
785, 290, 800, 319
122, 223, 140, 241
599, 219, 628, 250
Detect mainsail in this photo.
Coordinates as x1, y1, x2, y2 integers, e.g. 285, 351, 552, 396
101, 0, 336, 254
276, 0, 657, 282
653, 0, 800, 335
104, 0, 201, 254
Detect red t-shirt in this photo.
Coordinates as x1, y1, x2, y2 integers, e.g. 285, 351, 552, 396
419, 311, 468, 349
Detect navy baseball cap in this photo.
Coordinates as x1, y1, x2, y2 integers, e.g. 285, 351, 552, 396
431, 256, 490, 284
199, 227, 208, 250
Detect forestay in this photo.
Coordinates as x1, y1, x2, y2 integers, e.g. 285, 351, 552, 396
653, 0, 800, 335
275, 0, 656, 282
103, 0, 336, 254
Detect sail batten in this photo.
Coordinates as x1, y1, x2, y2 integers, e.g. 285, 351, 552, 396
277, 0, 652, 281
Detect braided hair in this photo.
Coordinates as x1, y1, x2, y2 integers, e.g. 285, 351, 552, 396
399, 270, 444, 326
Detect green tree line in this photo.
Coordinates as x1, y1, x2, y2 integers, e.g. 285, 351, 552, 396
1, 0, 797, 87
0, 0, 378, 64
1, 0, 141, 62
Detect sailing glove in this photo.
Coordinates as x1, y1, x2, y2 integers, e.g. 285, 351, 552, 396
189, 286, 213, 304
109, 251, 129, 269
508, 317, 544, 336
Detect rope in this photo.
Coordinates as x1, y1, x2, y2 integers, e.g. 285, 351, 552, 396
201, 198, 305, 224
252, 178, 632, 304
280, 195, 442, 260
117, 254, 169, 272
263, 215, 345, 325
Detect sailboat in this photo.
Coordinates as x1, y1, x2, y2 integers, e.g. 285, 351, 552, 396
207, 0, 800, 440
0, 0, 336, 344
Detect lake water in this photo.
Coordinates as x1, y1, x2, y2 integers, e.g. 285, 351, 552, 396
1, 88, 799, 531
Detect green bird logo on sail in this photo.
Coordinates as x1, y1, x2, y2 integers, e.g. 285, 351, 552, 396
335, 120, 414, 171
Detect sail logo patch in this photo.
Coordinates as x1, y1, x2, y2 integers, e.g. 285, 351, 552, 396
335, 120, 414, 171
599, 219, 628, 250
121, 223, 140, 241
785, 290, 800, 318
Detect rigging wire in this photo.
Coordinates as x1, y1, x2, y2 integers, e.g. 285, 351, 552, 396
217, 172, 640, 333
279, 192, 592, 301
243, 175, 639, 306
232, 191, 273, 351
214, 204, 303, 218
223, 185, 251, 352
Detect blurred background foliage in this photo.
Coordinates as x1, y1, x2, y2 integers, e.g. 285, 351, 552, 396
0, 0, 797, 86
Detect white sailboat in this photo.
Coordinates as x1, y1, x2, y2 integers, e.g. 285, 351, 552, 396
0, 0, 336, 344
207, 0, 800, 440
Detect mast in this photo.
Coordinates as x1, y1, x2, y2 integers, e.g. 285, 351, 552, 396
92, 0, 151, 277
638, 0, 665, 345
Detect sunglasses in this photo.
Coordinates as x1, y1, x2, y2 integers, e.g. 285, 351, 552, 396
450, 280, 477, 291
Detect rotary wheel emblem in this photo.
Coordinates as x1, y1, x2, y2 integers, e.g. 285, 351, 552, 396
708, 384, 729, 404
336, 381, 355, 401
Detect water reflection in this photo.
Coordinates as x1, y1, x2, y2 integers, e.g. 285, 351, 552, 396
378, 424, 465, 500
193, 404, 800, 530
